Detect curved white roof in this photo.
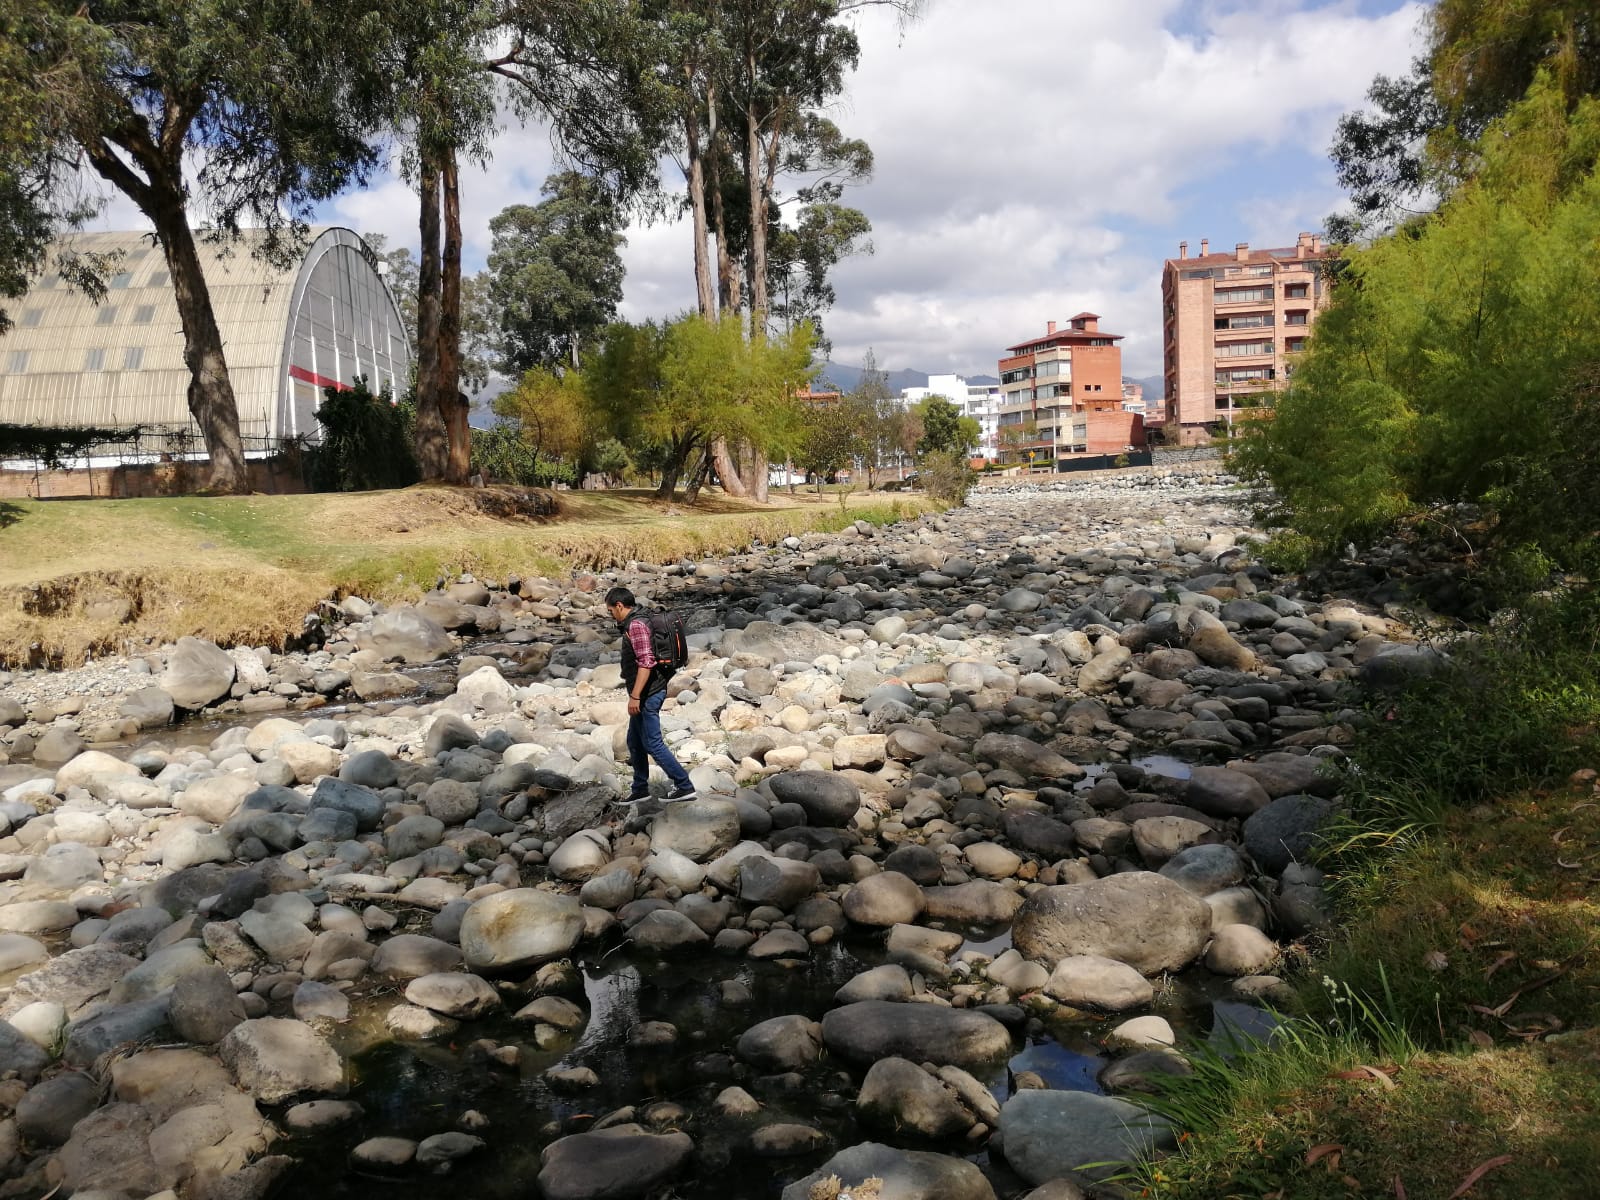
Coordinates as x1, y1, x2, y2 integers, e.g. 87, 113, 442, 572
0, 227, 409, 446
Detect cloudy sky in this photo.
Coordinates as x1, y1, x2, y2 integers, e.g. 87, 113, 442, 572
91, 0, 1426, 382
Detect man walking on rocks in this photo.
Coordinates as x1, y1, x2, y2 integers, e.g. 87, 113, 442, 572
605, 587, 696, 803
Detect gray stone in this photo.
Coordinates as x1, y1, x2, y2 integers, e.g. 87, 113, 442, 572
56, 1103, 164, 1197
766, 771, 861, 826
119, 686, 176, 731
1204, 924, 1280, 976
3, 946, 138, 1019
1184, 765, 1271, 818
459, 890, 583, 972
738, 856, 820, 909
649, 799, 741, 863
62, 996, 171, 1066
834, 964, 914, 1004
998, 1088, 1177, 1186
1159, 843, 1247, 897
159, 637, 237, 709
1013, 873, 1212, 976
973, 733, 1083, 782
417, 1131, 486, 1167
219, 1018, 344, 1103
15, 1071, 100, 1145
405, 972, 502, 1019
858, 1057, 976, 1136
625, 909, 710, 953
735, 1014, 823, 1071
308, 777, 384, 831
822, 1000, 1012, 1068
1244, 793, 1337, 873
780, 1142, 996, 1200
32, 726, 86, 766
292, 981, 351, 1023
371, 934, 464, 979
368, 607, 453, 664
922, 881, 1025, 925
23, 842, 103, 889
536, 1124, 694, 1200
0, 1021, 50, 1082
351, 1136, 416, 1169
339, 749, 398, 789
1045, 955, 1155, 1011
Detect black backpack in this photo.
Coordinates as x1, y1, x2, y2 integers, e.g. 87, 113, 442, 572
634, 608, 688, 675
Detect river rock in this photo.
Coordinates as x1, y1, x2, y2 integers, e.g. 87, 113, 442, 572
371, 934, 464, 979
735, 1014, 823, 1071
120, 686, 176, 730
159, 638, 237, 709
15, 1070, 100, 1144
219, 1017, 344, 1103
1204, 924, 1280, 976
650, 799, 740, 862
857, 1057, 976, 1136
780, 1142, 996, 1200
842, 871, 926, 927
368, 607, 453, 664
168, 967, 247, 1044
998, 1088, 1177, 1186
973, 733, 1082, 781
1185, 766, 1271, 818
822, 1001, 1012, 1068
1243, 793, 1337, 872
405, 972, 502, 1019
459, 890, 583, 972
1045, 955, 1154, 1011
309, 777, 384, 831
55, 1103, 164, 1196
536, 1124, 694, 1200
922, 881, 1025, 925
1012, 873, 1212, 976
767, 771, 860, 826
739, 856, 821, 909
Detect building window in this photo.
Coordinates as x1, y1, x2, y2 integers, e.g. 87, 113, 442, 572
1284, 283, 1309, 299
4, 350, 26, 374
1284, 311, 1309, 326
1215, 313, 1273, 330
1285, 337, 1307, 352
1180, 268, 1214, 280
109, 271, 134, 289
123, 347, 144, 370
84, 348, 106, 371
133, 305, 156, 324
1215, 366, 1275, 385
1216, 339, 1273, 357
148, 270, 169, 288
19, 308, 42, 327
95, 305, 118, 325
1215, 286, 1273, 304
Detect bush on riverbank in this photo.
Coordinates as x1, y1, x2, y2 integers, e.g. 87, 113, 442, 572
1126, 588, 1600, 1198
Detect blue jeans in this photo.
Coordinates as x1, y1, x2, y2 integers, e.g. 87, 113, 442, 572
627, 690, 691, 794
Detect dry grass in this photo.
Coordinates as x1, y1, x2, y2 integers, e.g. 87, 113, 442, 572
0, 485, 930, 666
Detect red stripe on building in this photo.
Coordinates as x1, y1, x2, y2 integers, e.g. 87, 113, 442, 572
288, 365, 351, 392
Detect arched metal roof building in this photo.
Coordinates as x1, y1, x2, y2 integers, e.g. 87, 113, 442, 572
0, 227, 410, 448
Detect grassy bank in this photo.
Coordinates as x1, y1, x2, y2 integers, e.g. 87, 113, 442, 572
1131, 594, 1600, 1199
0, 485, 931, 667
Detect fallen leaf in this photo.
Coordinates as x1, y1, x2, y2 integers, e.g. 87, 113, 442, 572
1482, 951, 1516, 980
1342, 1176, 1361, 1189
1393, 1178, 1408, 1199
1446, 1154, 1513, 1198
1306, 1144, 1344, 1171
1467, 1029, 1494, 1049
1422, 949, 1450, 972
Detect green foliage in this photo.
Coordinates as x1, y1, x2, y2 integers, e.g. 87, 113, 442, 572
1234, 78, 1600, 571
913, 394, 979, 457
486, 172, 626, 373
795, 400, 862, 491
309, 379, 417, 492
591, 437, 631, 485
917, 450, 973, 506
468, 423, 573, 487
0, 422, 152, 469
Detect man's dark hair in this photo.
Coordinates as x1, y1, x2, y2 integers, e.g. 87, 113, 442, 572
604, 586, 635, 609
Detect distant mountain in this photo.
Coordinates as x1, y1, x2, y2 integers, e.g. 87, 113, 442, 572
1129, 374, 1165, 400
813, 362, 998, 394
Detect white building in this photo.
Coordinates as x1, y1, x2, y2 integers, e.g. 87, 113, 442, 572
900, 372, 1001, 460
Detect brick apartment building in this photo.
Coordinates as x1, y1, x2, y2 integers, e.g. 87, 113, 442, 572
997, 313, 1142, 465
1161, 232, 1331, 445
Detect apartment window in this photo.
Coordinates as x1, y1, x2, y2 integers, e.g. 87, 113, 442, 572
133, 305, 156, 324
1215, 366, 1275, 385
1216, 339, 1273, 357
1284, 283, 1309, 299
148, 270, 169, 288
95, 305, 118, 325
109, 271, 134, 289
1215, 285, 1273, 304
1214, 313, 1274, 330
1088, 337, 1112, 346
19, 308, 42, 327
1285, 337, 1307, 352
123, 347, 144, 370
1180, 268, 1215, 280
4, 350, 27, 374
1284, 310, 1309, 326
1001, 367, 1033, 385
84, 348, 106, 371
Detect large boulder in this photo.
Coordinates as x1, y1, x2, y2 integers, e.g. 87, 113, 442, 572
781, 1142, 995, 1200
218, 1018, 344, 1103
821, 1001, 1012, 1069
735, 1014, 823, 1072
973, 733, 1083, 782
1243, 794, 1338, 873
767, 771, 861, 827
998, 1088, 1177, 1187
1012, 873, 1212, 976
458, 890, 584, 972
649, 800, 740, 863
367, 606, 454, 664
842, 872, 926, 927
857, 1057, 978, 1137
719, 621, 847, 664
1184, 766, 1271, 819
159, 638, 236, 709
536, 1124, 693, 1200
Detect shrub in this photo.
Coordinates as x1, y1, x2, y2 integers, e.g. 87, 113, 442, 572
917, 449, 973, 505
309, 378, 416, 491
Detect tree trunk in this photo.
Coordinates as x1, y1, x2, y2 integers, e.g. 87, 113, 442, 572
709, 104, 740, 316
740, 444, 768, 502
685, 446, 711, 504
154, 198, 250, 493
440, 148, 470, 484
656, 433, 694, 501
744, 97, 769, 337
711, 438, 748, 497
414, 151, 449, 481
684, 107, 716, 319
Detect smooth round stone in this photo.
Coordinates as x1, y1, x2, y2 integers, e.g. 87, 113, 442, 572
821, 1001, 1012, 1068
351, 1136, 416, 1169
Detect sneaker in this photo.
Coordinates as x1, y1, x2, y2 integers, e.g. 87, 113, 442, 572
624, 789, 652, 803
666, 782, 697, 802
